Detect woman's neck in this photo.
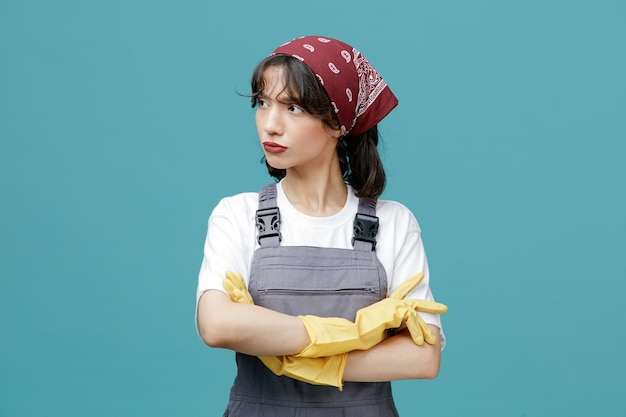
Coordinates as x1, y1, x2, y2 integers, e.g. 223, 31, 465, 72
281, 166, 348, 217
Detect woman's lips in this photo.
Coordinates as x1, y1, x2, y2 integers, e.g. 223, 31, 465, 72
263, 142, 288, 153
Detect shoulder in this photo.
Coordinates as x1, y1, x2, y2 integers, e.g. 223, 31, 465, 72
210, 192, 259, 221
376, 199, 422, 233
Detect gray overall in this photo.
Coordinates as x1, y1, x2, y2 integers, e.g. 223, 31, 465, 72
222, 184, 400, 417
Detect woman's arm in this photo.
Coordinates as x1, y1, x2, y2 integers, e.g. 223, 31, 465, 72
197, 289, 311, 356
200, 289, 441, 383
342, 325, 442, 381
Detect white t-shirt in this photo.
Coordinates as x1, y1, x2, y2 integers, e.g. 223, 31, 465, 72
196, 181, 445, 348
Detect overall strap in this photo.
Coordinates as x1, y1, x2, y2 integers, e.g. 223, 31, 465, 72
257, 183, 379, 250
353, 197, 379, 251
256, 183, 281, 247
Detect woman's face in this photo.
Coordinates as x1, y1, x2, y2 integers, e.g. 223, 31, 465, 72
256, 66, 341, 174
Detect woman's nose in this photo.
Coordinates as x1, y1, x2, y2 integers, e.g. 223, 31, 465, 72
260, 107, 283, 136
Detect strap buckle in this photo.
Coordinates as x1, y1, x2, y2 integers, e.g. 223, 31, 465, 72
352, 213, 379, 250
256, 207, 281, 244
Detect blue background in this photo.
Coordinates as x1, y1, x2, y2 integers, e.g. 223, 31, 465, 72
1, 1, 624, 416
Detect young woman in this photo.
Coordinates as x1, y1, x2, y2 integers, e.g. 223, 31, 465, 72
196, 35, 447, 416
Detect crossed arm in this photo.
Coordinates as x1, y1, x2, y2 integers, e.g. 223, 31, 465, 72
197, 289, 442, 382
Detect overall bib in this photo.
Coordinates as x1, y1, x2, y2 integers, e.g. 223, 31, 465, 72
223, 184, 400, 417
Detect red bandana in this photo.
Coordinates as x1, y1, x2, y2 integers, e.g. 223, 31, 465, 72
272, 36, 398, 136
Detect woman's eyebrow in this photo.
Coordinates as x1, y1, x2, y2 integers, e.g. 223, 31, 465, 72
257, 90, 300, 104
277, 92, 300, 104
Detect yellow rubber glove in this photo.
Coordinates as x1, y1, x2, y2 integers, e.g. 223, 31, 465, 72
297, 273, 448, 358
222, 271, 255, 304
259, 354, 347, 390
223, 271, 347, 390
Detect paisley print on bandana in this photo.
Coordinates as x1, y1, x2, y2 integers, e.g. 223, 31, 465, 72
353, 48, 386, 119
271, 35, 398, 136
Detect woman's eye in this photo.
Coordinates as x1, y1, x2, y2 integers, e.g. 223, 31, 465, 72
288, 105, 303, 114
257, 99, 269, 108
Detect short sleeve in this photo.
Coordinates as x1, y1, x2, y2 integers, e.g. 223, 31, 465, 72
378, 201, 446, 349
196, 193, 258, 302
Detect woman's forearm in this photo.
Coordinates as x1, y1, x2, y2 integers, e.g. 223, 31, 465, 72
342, 326, 442, 382
197, 289, 311, 356
198, 289, 442, 382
